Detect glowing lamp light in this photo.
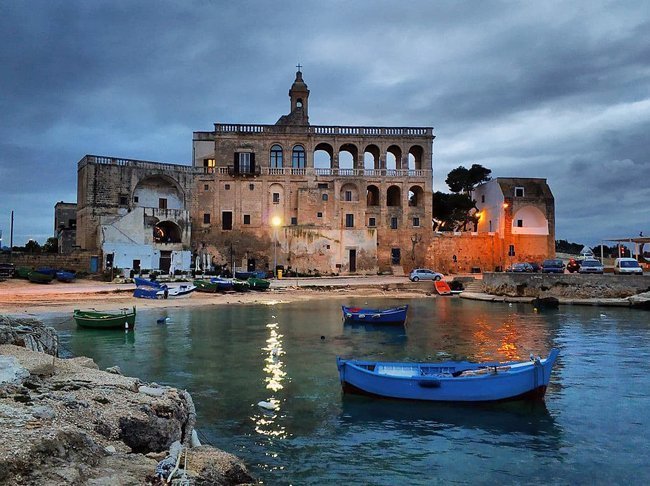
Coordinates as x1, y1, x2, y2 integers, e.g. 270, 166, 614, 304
502, 203, 509, 209
271, 216, 282, 227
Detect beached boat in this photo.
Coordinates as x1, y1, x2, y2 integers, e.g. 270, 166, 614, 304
434, 280, 452, 295
167, 283, 196, 298
194, 279, 220, 293
73, 307, 137, 330
247, 277, 271, 291
231, 278, 250, 292
55, 270, 76, 283
28, 271, 54, 284
337, 349, 560, 402
342, 305, 408, 325
134, 283, 197, 299
134, 276, 165, 288
209, 277, 234, 292
16, 267, 32, 279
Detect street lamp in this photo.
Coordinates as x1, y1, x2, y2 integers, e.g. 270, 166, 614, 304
271, 216, 282, 278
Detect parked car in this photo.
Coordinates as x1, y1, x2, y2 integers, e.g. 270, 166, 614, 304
566, 258, 581, 273
578, 259, 604, 274
0, 262, 15, 278
541, 259, 565, 273
506, 262, 533, 272
614, 258, 643, 275
409, 268, 443, 282
528, 262, 541, 273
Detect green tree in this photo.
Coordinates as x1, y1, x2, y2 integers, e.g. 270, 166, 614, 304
24, 240, 41, 253
42, 237, 58, 253
434, 164, 492, 230
445, 164, 492, 194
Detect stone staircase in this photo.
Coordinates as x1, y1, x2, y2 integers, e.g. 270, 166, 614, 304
391, 265, 405, 277
461, 278, 483, 293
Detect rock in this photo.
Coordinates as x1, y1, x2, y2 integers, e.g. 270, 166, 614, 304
188, 446, 255, 485
531, 296, 560, 310
118, 402, 188, 453
0, 355, 30, 385
629, 291, 650, 309
31, 405, 55, 421
139, 385, 166, 397
105, 366, 122, 375
105, 445, 116, 454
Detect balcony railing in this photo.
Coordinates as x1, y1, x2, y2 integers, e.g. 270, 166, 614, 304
200, 167, 431, 177
79, 154, 198, 173
214, 123, 433, 138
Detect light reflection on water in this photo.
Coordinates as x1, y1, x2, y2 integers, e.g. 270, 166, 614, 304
47, 297, 650, 484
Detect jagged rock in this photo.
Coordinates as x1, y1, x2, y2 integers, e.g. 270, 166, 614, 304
0, 316, 58, 356
105, 366, 122, 375
139, 385, 166, 397
0, 356, 29, 385
629, 291, 650, 309
187, 446, 255, 485
118, 402, 188, 453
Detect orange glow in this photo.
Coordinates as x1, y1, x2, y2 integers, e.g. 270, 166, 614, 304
502, 203, 509, 209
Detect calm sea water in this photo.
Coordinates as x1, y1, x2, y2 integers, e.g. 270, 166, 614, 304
45, 298, 650, 485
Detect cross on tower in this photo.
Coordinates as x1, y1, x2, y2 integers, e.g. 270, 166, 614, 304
296, 63, 302, 72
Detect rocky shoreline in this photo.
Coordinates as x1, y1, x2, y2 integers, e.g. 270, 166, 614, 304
0, 316, 254, 485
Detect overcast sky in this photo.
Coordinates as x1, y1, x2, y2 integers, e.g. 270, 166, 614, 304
1, 0, 648, 247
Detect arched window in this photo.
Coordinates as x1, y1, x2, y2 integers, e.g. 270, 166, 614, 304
292, 145, 305, 168
153, 221, 182, 244
270, 145, 283, 168
387, 186, 401, 207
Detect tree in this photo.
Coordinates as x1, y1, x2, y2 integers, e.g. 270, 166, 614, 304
42, 237, 58, 253
445, 164, 492, 194
24, 240, 41, 253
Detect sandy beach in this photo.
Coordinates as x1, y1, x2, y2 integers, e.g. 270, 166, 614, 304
0, 276, 437, 316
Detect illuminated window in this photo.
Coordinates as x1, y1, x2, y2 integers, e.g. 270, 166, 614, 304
203, 158, 215, 174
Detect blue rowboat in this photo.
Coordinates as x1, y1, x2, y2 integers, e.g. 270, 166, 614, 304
56, 270, 76, 282
209, 277, 234, 292
342, 305, 408, 325
134, 276, 165, 288
337, 349, 559, 402
134, 286, 167, 299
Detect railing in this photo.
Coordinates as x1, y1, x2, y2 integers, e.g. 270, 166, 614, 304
270, 167, 431, 178
214, 123, 433, 137
79, 154, 198, 173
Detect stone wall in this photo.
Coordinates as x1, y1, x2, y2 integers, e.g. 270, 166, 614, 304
0, 251, 95, 273
482, 272, 650, 299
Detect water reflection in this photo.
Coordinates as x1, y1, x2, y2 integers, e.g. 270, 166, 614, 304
252, 322, 288, 439
340, 396, 562, 451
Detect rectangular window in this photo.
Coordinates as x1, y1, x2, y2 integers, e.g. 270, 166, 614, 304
132, 259, 141, 272
317, 183, 328, 189
413, 217, 420, 227
225, 184, 230, 190
69, 219, 77, 229
133, 196, 139, 203
159, 198, 167, 209
515, 187, 525, 197
238, 152, 251, 173
481, 195, 485, 203
273, 193, 280, 204
119, 195, 128, 206
222, 211, 232, 230
368, 217, 376, 227
391, 217, 398, 229
322, 193, 328, 201
291, 217, 297, 225
243, 214, 251, 225
508, 244, 515, 256
345, 191, 352, 201
345, 214, 354, 228
203, 158, 215, 174
317, 212, 323, 218
249, 183, 254, 191
203, 213, 211, 224
517, 219, 523, 227
204, 184, 209, 191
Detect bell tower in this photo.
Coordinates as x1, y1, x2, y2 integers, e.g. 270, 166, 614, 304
276, 65, 310, 126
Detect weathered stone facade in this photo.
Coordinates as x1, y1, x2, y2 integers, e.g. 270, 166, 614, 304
76, 156, 195, 272
54, 201, 77, 254
192, 70, 434, 275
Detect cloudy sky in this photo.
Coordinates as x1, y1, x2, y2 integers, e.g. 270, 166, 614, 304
1, 0, 648, 246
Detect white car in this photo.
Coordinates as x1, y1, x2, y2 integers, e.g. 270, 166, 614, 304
613, 258, 643, 275
409, 268, 443, 282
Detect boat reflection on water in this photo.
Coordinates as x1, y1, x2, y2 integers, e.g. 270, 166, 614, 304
339, 396, 562, 449
342, 322, 407, 343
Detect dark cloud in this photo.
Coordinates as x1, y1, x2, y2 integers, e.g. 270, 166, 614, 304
1, 0, 649, 246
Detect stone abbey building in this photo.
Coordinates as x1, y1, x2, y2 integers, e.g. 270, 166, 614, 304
192, 70, 434, 275
73, 70, 554, 275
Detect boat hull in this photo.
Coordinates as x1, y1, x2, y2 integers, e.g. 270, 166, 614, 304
74, 307, 136, 330
28, 271, 54, 284
342, 305, 408, 325
248, 277, 271, 291
337, 349, 559, 402
56, 271, 76, 283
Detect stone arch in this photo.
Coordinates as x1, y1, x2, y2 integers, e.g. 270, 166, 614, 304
387, 145, 401, 171
133, 175, 184, 209
340, 182, 359, 202
512, 205, 549, 235
314, 142, 333, 169
364, 144, 380, 170
408, 145, 424, 171
270, 144, 283, 168
366, 185, 380, 206
339, 143, 358, 170
387, 185, 401, 207
292, 145, 306, 168
153, 220, 182, 243
408, 185, 424, 207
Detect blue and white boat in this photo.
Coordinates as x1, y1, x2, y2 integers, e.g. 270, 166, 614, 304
342, 305, 408, 325
209, 277, 234, 292
134, 276, 165, 288
337, 349, 559, 402
55, 270, 76, 282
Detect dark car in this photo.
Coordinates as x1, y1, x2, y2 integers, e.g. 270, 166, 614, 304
506, 262, 533, 272
566, 258, 581, 273
541, 259, 565, 274
0, 262, 15, 278
528, 262, 541, 273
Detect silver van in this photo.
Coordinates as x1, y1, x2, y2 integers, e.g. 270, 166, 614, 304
613, 258, 643, 275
